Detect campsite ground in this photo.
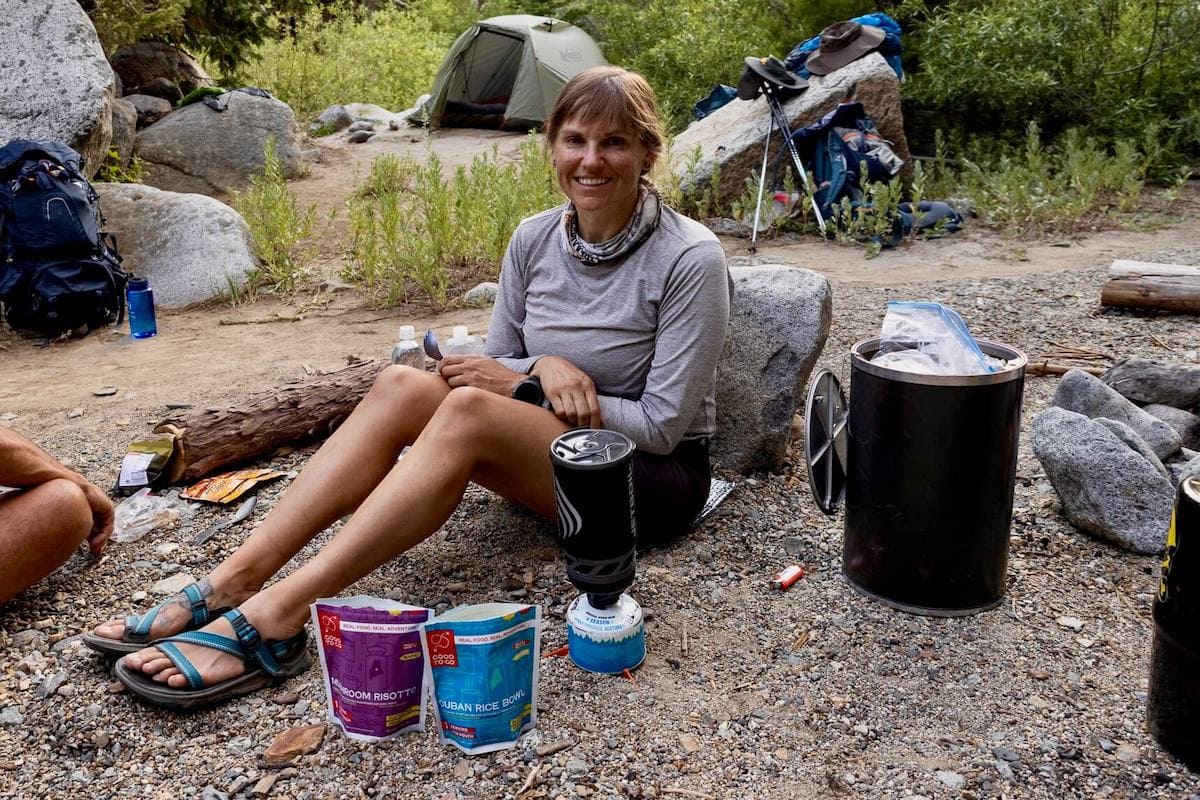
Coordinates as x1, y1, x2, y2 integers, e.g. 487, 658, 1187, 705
1, 128, 1199, 799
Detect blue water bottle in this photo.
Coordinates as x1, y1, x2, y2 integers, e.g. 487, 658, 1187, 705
126, 276, 157, 339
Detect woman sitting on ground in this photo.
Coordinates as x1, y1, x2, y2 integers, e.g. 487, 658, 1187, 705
86, 65, 732, 707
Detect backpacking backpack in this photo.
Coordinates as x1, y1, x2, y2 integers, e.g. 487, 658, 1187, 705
787, 102, 903, 220
789, 102, 962, 245
0, 139, 127, 337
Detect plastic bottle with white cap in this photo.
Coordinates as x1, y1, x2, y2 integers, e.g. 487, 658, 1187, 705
441, 325, 485, 356
390, 324, 424, 369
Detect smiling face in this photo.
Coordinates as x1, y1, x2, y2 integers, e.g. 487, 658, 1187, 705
551, 115, 651, 243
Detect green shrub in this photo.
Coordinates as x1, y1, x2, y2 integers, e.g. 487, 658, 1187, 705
344, 135, 560, 306
233, 0, 465, 121
233, 139, 316, 293
94, 149, 145, 184
904, 0, 1200, 155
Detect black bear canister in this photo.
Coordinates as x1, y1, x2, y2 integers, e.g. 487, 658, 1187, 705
549, 429, 645, 674
1147, 476, 1200, 769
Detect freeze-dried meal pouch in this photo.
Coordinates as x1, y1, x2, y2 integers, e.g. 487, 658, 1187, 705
421, 603, 541, 754
311, 596, 432, 741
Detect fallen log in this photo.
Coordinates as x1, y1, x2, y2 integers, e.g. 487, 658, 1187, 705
1100, 260, 1200, 313
156, 359, 384, 482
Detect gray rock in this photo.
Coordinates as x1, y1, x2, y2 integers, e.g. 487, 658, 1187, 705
11, 629, 46, 648
1171, 453, 1200, 486
0, 0, 115, 177
671, 53, 908, 206
1031, 407, 1173, 554
109, 41, 213, 98
151, 573, 197, 596
110, 98, 137, 169
342, 102, 402, 127
136, 77, 182, 104
136, 90, 303, 196
1094, 418, 1170, 480
0, 707, 24, 726
309, 105, 353, 134
96, 183, 257, 307
1145, 404, 1200, 450
1102, 357, 1200, 410
347, 120, 375, 133
1052, 369, 1181, 460
936, 771, 965, 790
713, 265, 831, 473
348, 130, 375, 144
462, 282, 499, 308
125, 94, 174, 129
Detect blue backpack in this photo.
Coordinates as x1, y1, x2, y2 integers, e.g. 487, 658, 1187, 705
0, 139, 127, 336
790, 103, 963, 244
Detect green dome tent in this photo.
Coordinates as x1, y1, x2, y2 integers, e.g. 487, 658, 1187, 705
419, 15, 607, 131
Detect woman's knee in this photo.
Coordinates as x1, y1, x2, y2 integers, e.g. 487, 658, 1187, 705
424, 387, 498, 440
369, 364, 427, 400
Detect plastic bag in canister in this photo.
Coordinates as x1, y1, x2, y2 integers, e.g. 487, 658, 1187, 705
871, 301, 1003, 375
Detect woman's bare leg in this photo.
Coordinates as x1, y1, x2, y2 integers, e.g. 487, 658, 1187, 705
125, 387, 568, 687
93, 366, 451, 641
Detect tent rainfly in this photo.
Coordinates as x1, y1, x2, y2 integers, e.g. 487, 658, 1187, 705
418, 15, 607, 131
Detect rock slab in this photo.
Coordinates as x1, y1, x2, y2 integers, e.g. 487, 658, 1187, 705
135, 91, 303, 196
110, 98, 137, 168
1052, 369, 1181, 460
670, 53, 908, 205
1102, 357, 1200, 410
0, 0, 115, 177
1032, 407, 1173, 554
96, 183, 258, 307
109, 41, 213, 98
713, 265, 831, 473
263, 724, 326, 766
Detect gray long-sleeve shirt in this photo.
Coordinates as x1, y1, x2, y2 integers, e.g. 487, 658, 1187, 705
485, 204, 732, 455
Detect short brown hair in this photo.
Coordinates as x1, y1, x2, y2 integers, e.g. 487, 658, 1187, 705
545, 66, 665, 168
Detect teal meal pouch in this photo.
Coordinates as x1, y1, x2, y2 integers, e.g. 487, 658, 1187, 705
420, 603, 541, 754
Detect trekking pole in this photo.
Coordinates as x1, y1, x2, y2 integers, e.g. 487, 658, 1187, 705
748, 113, 775, 254
763, 88, 827, 234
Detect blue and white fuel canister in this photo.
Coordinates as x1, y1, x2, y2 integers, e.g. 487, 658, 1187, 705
565, 592, 645, 674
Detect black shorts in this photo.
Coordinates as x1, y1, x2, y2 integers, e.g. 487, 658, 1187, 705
631, 437, 711, 548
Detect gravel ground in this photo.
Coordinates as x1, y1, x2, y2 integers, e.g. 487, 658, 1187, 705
1, 245, 1198, 800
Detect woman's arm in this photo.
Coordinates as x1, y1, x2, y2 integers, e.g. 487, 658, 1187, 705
595, 241, 731, 454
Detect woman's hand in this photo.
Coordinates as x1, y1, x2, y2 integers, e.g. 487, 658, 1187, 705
439, 356, 524, 397
532, 356, 603, 429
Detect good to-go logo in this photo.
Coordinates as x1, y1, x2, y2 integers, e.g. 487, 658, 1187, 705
318, 610, 343, 650
426, 630, 459, 667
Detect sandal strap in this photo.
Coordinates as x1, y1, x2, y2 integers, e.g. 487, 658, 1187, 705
148, 610, 307, 690
124, 582, 212, 644
152, 631, 237, 690
223, 609, 300, 677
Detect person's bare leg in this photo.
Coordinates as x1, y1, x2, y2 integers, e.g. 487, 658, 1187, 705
94, 366, 451, 641
0, 479, 92, 604
125, 387, 568, 687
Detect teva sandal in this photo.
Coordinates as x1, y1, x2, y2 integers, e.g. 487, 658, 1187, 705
113, 609, 310, 710
82, 582, 232, 658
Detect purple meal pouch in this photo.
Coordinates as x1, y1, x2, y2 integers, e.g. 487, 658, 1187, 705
311, 596, 433, 741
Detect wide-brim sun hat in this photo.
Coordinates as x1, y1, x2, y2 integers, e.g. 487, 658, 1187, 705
805, 21, 886, 76
741, 55, 808, 95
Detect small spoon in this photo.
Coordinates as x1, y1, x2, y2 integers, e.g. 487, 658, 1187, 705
423, 329, 443, 361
